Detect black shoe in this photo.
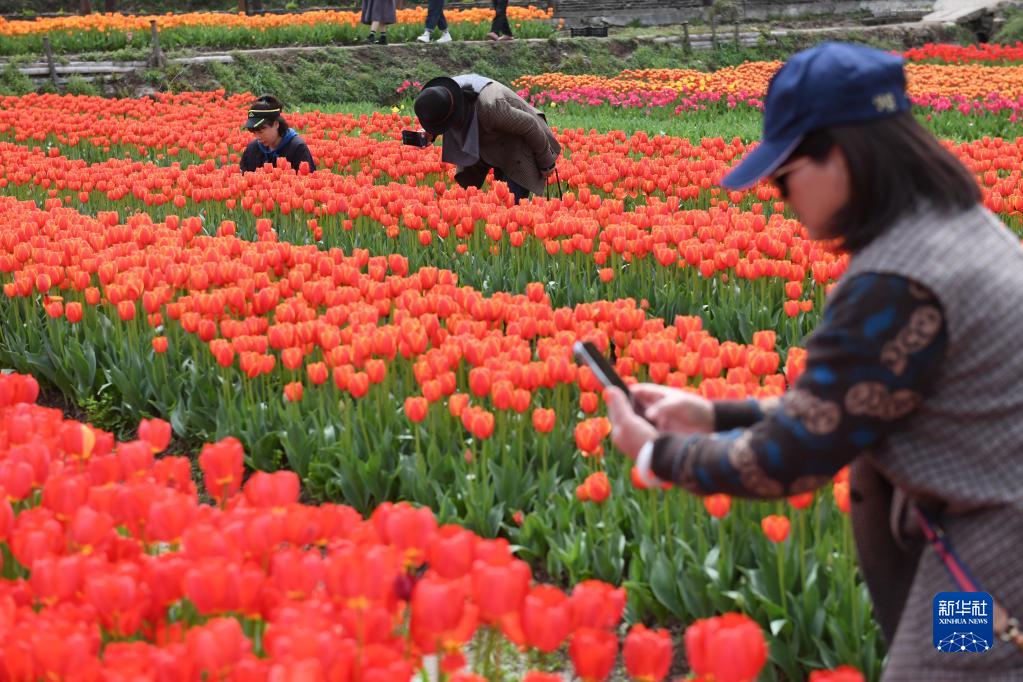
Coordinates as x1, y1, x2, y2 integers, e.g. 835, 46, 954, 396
365, 32, 376, 43
378, 33, 388, 45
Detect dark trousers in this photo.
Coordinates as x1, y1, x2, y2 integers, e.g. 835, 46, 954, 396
491, 0, 512, 36
425, 0, 447, 30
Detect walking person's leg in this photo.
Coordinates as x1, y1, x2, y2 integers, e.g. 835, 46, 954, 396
435, 0, 451, 42
488, 0, 503, 40
419, 0, 441, 41
494, 0, 512, 37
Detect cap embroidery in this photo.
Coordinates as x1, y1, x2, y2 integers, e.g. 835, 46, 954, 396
872, 93, 898, 113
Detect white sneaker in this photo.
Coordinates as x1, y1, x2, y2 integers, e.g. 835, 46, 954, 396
436, 31, 452, 43
416, 30, 431, 43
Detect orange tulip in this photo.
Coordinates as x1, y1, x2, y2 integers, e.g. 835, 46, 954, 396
65, 301, 82, 323
761, 514, 790, 543
283, 381, 304, 402
703, 493, 731, 518
576, 471, 611, 504
833, 481, 851, 513
531, 407, 556, 433
404, 396, 429, 423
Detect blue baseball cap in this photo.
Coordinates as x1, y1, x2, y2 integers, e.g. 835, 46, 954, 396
722, 42, 911, 190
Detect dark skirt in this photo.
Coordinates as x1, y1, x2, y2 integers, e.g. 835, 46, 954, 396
361, 0, 397, 25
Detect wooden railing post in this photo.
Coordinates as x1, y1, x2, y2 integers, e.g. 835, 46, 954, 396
148, 20, 165, 68
43, 36, 58, 88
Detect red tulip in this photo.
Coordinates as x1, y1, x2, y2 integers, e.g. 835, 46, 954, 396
570, 627, 618, 682
787, 492, 814, 510
471, 556, 531, 622
410, 575, 467, 639
624, 624, 673, 682
138, 418, 172, 454
244, 470, 300, 509
146, 493, 195, 544
809, 665, 866, 682
521, 585, 573, 653
570, 580, 626, 629
198, 437, 245, 504
186, 617, 252, 678
151, 336, 168, 353
381, 503, 437, 568
270, 547, 324, 600
428, 525, 477, 580
524, 674, 562, 682
84, 572, 145, 637
685, 612, 767, 682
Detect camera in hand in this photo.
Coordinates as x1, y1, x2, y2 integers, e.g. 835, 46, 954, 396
401, 130, 430, 148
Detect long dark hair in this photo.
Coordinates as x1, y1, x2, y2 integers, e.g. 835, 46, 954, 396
787, 112, 981, 252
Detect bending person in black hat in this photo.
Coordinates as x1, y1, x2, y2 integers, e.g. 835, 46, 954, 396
413, 74, 560, 203
239, 95, 316, 174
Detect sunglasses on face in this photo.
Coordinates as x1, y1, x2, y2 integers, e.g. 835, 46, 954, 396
769, 156, 813, 199
249, 124, 269, 134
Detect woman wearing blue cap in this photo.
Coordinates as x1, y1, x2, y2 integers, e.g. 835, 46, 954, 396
239, 95, 316, 174
604, 42, 1023, 678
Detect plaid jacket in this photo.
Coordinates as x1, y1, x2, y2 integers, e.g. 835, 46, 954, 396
835, 205, 1023, 679
471, 81, 561, 196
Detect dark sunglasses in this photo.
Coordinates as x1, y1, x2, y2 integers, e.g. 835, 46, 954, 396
769, 156, 812, 199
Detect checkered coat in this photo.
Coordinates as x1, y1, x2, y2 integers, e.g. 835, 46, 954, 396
834, 205, 1023, 679
472, 81, 561, 196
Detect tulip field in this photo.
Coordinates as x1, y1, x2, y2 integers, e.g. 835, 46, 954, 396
1, 42, 1023, 680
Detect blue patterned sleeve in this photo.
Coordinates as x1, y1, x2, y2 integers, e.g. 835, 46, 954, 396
648, 273, 947, 498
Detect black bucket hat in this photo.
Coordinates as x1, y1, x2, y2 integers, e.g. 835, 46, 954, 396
243, 97, 282, 130
414, 77, 465, 136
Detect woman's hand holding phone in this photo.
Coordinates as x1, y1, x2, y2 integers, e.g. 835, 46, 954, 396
605, 384, 714, 461
628, 384, 714, 434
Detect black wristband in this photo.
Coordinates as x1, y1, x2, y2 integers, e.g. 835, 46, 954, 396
713, 399, 764, 431
649, 434, 697, 483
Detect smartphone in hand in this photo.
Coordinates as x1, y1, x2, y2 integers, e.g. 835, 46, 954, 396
401, 130, 430, 148
573, 341, 651, 421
